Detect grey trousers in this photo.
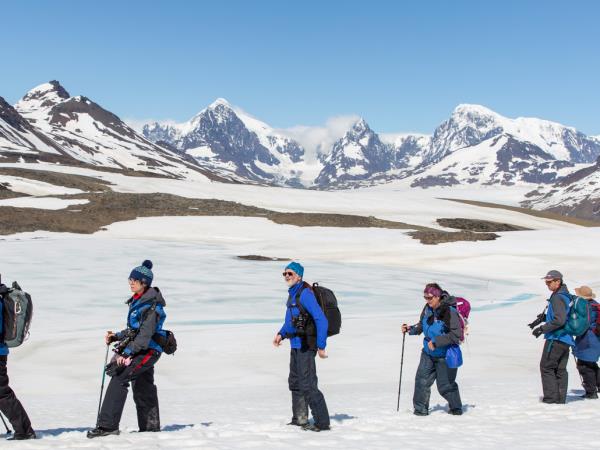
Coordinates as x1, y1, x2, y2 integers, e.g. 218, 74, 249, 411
540, 340, 570, 404
288, 348, 330, 427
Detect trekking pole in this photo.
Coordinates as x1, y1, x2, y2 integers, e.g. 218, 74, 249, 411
0, 411, 11, 435
95, 344, 110, 426
396, 332, 406, 412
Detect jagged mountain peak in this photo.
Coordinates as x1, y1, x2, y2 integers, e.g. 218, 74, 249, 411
452, 103, 500, 117
15, 80, 70, 114
26, 80, 70, 100
340, 118, 374, 144
208, 97, 233, 109
349, 118, 370, 134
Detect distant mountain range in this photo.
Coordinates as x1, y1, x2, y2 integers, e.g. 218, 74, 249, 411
2, 81, 600, 219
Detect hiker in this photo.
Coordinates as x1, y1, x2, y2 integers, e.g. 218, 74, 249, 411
572, 286, 600, 399
87, 260, 167, 438
529, 270, 575, 404
273, 262, 330, 432
0, 283, 35, 441
401, 283, 463, 416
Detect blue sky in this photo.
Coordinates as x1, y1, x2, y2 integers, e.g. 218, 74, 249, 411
2, 0, 599, 135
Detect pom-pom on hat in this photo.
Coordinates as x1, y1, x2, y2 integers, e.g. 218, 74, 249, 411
129, 260, 154, 286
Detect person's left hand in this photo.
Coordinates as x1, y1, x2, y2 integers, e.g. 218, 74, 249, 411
532, 327, 544, 338
116, 355, 132, 366
427, 341, 436, 351
318, 349, 328, 359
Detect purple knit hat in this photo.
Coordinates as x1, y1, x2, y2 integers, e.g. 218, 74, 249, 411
424, 285, 443, 297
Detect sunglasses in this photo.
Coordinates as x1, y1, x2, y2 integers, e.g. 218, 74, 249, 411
423, 295, 434, 300
282, 271, 295, 277
544, 279, 559, 284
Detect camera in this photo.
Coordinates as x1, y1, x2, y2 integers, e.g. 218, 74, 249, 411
113, 328, 136, 355
528, 313, 545, 329
292, 313, 309, 336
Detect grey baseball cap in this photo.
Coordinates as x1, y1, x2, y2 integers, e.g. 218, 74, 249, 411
542, 270, 563, 280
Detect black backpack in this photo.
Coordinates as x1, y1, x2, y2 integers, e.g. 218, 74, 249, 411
295, 282, 342, 338
1, 281, 33, 348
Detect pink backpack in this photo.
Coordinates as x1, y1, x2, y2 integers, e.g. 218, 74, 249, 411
454, 297, 471, 342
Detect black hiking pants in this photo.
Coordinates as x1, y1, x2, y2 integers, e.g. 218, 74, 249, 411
576, 359, 600, 395
98, 349, 161, 431
540, 340, 570, 403
288, 347, 330, 428
0, 355, 34, 435
413, 350, 462, 414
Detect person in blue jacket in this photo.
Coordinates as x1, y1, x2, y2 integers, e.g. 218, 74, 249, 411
0, 282, 35, 441
530, 270, 575, 404
572, 285, 600, 399
402, 283, 463, 416
87, 260, 167, 438
273, 262, 330, 432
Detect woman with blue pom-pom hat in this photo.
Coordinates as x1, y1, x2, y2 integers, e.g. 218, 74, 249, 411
87, 260, 168, 438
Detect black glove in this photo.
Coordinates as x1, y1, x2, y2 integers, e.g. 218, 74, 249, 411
105, 361, 125, 377
0, 284, 9, 296
532, 327, 544, 338
528, 313, 546, 329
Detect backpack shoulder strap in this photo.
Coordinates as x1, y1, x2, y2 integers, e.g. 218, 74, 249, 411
291, 282, 311, 314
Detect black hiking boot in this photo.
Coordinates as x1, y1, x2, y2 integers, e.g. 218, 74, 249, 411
287, 416, 308, 427
413, 410, 428, 416
6, 431, 36, 441
302, 423, 330, 432
448, 408, 463, 415
580, 392, 598, 399
86, 427, 120, 438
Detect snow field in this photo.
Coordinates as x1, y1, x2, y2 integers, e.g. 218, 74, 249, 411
0, 227, 598, 448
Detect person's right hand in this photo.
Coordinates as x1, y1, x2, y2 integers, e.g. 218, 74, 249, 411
273, 333, 283, 347
105, 331, 117, 345
401, 324, 410, 334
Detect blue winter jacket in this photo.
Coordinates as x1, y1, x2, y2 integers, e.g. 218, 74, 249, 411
573, 299, 600, 362
279, 282, 328, 350
0, 289, 8, 356
116, 287, 167, 355
542, 284, 575, 347
409, 292, 462, 358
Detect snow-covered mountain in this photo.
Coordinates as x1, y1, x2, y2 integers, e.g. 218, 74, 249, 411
522, 156, 600, 220
13, 81, 210, 178
0, 96, 65, 159
314, 119, 430, 187
408, 105, 600, 188
4, 81, 600, 215
423, 104, 600, 166
142, 99, 311, 186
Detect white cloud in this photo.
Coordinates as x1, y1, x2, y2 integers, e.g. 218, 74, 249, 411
276, 115, 360, 163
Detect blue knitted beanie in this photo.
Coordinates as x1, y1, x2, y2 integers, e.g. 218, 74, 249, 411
129, 260, 154, 286
285, 261, 304, 278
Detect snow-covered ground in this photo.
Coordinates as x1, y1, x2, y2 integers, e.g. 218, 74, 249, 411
1, 208, 599, 448
0, 197, 89, 210
0, 162, 581, 230
1, 163, 600, 448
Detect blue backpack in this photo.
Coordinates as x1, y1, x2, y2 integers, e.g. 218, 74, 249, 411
563, 295, 591, 337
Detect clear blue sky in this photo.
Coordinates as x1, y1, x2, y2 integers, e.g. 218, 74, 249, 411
2, 0, 599, 134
